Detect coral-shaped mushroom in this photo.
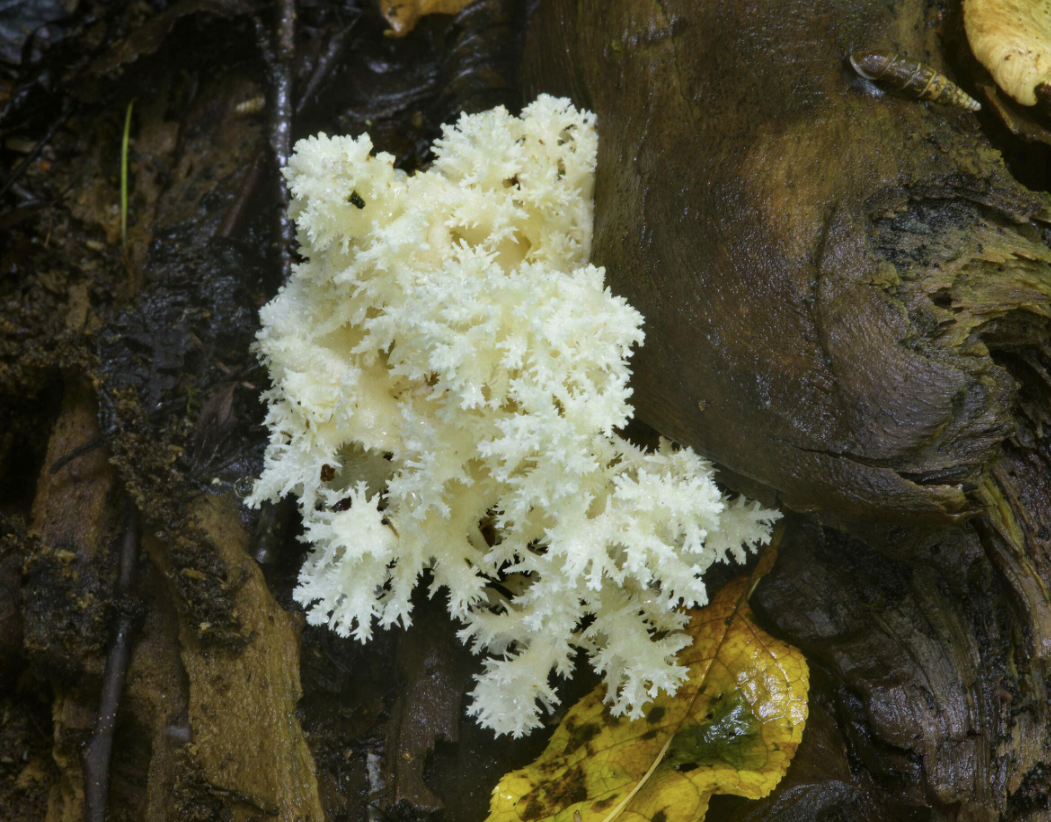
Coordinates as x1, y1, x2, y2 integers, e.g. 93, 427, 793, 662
965, 0, 1051, 106
247, 96, 779, 736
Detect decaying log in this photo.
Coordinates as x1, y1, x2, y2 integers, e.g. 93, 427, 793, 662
23, 378, 122, 822
145, 493, 324, 821
523, 0, 1051, 818
523, 0, 1050, 528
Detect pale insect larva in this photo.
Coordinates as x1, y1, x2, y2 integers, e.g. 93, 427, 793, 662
850, 51, 981, 112
234, 95, 266, 116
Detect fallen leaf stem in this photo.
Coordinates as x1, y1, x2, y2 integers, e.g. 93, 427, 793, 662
488, 525, 805, 822
598, 735, 673, 822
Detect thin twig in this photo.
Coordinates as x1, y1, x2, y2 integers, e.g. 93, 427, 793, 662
296, 21, 357, 117
253, 0, 296, 279
273, 0, 295, 279
216, 143, 266, 238
50, 364, 262, 475
49, 433, 118, 475
219, 15, 352, 240
49, 395, 189, 475
82, 505, 141, 822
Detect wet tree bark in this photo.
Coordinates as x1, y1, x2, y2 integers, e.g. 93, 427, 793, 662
523, 0, 1051, 819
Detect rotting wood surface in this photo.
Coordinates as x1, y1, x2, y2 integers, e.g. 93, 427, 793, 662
523, 0, 1051, 818
523, 0, 1051, 529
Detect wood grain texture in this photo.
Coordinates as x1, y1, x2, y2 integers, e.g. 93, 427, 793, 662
522, 0, 1051, 528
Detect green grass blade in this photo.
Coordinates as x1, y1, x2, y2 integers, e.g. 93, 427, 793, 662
121, 100, 135, 251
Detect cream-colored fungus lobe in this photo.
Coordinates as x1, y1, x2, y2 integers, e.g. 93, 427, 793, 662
248, 95, 778, 737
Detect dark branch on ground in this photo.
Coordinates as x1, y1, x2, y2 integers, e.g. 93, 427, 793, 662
216, 144, 267, 239
254, 0, 297, 280
82, 505, 141, 822
296, 19, 359, 117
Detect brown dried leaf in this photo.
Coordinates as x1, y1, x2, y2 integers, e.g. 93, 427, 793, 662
380, 0, 476, 37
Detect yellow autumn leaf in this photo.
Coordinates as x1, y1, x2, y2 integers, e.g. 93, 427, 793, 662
486, 549, 809, 822
380, 0, 476, 37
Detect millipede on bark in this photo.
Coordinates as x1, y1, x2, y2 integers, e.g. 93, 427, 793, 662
850, 51, 981, 111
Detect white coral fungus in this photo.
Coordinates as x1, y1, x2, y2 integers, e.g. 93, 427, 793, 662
248, 95, 779, 737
